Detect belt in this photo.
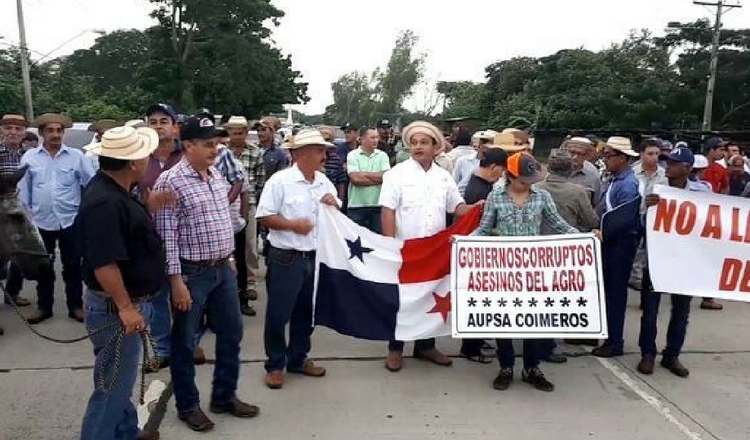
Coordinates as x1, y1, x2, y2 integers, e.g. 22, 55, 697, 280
180, 256, 230, 268
87, 289, 155, 303
269, 246, 316, 259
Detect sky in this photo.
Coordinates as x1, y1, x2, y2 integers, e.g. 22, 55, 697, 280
1, 0, 749, 114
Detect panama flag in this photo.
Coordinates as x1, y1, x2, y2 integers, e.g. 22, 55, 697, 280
313, 205, 483, 341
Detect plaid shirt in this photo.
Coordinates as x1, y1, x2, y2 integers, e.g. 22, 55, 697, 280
235, 142, 265, 205
473, 185, 578, 237
153, 158, 234, 275
0, 143, 26, 178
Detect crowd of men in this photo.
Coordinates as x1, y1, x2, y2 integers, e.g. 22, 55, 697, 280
0, 107, 749, 440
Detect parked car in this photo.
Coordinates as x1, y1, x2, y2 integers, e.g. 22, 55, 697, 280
26, 122, 96, 150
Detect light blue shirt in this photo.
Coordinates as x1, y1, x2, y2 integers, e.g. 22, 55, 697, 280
18, 145, 95, 231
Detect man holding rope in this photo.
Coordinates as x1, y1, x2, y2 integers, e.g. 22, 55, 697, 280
78, 126, 173, 440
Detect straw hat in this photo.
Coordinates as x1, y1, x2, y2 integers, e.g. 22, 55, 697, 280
281, 129, 333, 150
491, 132, 526, 152
606, 136, 639, 157
32, 113, 72, 129
1, 114, 28, 127
88, 119, 119, 133
402, 121, 443, 147
125, 119, 147, 129
84, 126, 158, 161
223, 116, 249, 129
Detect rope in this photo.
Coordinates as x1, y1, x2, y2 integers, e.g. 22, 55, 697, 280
1, 284, 159, 404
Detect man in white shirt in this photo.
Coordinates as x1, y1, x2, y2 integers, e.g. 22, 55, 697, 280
453, 130, 498, 196
256, 129, 340, 389
379, 121, 482, 372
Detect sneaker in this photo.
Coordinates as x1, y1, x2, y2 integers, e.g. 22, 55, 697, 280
522, 368, 554, 392
492, 368, 514, 390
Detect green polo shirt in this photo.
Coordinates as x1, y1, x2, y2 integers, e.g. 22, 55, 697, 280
346, 147, 391, 208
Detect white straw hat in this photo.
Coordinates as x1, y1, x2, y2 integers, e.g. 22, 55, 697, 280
606, 136, 639, 157
281, 129, 334, 150
84, 126, 159, 161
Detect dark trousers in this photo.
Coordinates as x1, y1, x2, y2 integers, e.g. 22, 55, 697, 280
460, 339, 485, 357
602, 236, 639, 352
234, 226, 248, 301
388, 338, 435, 353
38, 226, 83, 313
496, 339, 541, 371
4, 261, 24, 301
540, 339, 557, 358
347, 207, 382, 234
170, 262, 242, 413
638, 268, 692, 358
264, 247, 315, 372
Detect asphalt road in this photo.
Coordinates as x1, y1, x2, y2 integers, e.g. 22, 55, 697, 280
1, 267, 749, 440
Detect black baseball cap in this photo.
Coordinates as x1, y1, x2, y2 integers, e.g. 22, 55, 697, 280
480, 148, 508, 168
705, 137, 727, 150
180, 114, 228, 141
377, 119, 392, 128
340, 122, 358, 132
146, 103, 177, 122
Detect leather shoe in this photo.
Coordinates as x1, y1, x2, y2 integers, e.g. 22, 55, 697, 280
544, 354, 568, 364
210, 397, 260, 418
26, 310, 53, 325
661, 356, 689, 378
5, 296, 31, 307
265, 370, 284, 389
136, 430, 160, 440
178, 408, 214, 432
246, 289, 258, 301
288, 360, 326, 377
0, 325, 4, 336
385, 350, 403, 372
637, 355, 655, 375
240, 303, 257, 316
194, 347, 206, 365
414, 348, 453, 366
591, 345, 623, 358
69, 309, 85, 323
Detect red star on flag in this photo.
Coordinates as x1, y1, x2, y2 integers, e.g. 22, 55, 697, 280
427, 292, 451, 323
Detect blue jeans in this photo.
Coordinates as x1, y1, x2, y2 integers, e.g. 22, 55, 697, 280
602, 236, 639, 352
347, 207, 382, 234
80, 290, 154, 440
638, 268, 692, 357
495, 339, 541, 371
264, 247, 315, 372
170, 262, 242, 414
150, 283, 171, 358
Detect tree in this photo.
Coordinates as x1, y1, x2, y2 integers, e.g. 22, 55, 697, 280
437, 81, 487, 119
147, 0, 307, 114
656, 19, 750, 129
375, 30, 425, 119
325, 71, 378, 126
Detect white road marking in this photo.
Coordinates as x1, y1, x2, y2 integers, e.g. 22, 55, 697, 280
137, 379, 166, 429
596, 358, 703, 440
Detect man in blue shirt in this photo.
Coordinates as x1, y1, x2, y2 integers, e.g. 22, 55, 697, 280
592, 136, 641, 358
637, 147, 707, 378
18, 113, 95, 324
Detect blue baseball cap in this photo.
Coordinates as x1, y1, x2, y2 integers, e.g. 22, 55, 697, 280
145, 103, 177, 122
660, 146, 694, 166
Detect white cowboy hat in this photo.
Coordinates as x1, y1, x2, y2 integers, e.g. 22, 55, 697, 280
472, 129, 498, 141
124, 119, 147, 129
223, 116, 249, 129
84, 126, 159, 160
281, 129, 333, 150
606, 136, 639, 157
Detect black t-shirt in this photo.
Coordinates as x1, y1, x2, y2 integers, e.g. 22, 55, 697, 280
729, 172, 750, 196
78, 172, 167, 298
464, 174, 494, 204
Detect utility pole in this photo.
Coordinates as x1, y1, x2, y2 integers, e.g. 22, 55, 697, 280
16, 0, 34, 121
694, 1, 742, 132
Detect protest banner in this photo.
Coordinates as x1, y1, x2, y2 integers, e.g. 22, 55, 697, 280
451, 234, 607, 339
646, 185, 750, 302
